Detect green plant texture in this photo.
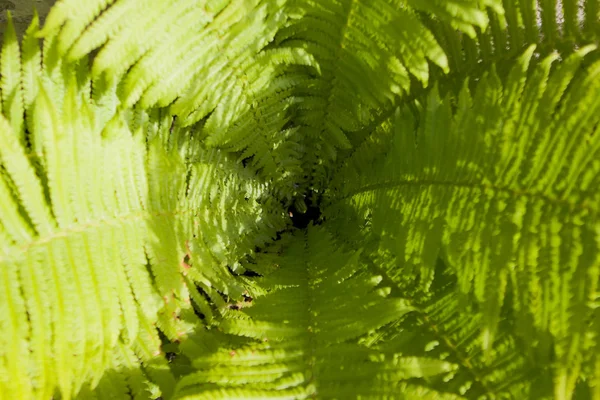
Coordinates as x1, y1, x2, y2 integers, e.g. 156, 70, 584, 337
0, 0, 599, 399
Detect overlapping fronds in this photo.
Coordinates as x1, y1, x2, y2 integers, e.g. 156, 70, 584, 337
2, 0, 600, 399
36, 0, 321, 196
32, 0, 506, 195
274, 0, 503, 188
422, 0, 600, 99
0, 17, 287, 399
369, 262, 549, 399
325, 44, 600, 399
169, 226, 459, 399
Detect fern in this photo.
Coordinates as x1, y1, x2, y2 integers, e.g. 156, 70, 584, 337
374, 262, 545, 399
1, 0, 600, 399
0, 14, 285, 398
170, 227, 458, 399
324, 44, 600, 398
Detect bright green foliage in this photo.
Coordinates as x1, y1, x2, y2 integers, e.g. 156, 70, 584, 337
0, 0, 599, 399
171, 227, 457, 399
325, 44, 600, 398
278, 0, 500, 188
0, 7, 286, 398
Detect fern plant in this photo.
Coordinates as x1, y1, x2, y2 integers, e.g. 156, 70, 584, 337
0, 0, 599, 399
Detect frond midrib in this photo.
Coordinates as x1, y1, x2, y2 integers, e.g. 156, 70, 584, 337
333, 178, 598, 215
0, 206, 198, 264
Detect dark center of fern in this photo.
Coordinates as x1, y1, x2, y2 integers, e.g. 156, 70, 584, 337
288, 191, 322, 229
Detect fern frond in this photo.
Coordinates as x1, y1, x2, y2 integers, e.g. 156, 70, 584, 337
371, 263, 550, 399
38, 0, 115, 51
276, 0, 502, 189
1, 13, 24, 141
170, 227, 459, 399
325, 44, 600, 399
0, 23, 288, 398
422, 0, 600, 96
35, 0, 314, 195
21, 10, 42, 138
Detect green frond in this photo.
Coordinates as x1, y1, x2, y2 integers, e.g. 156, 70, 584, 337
407, 0, 499, 38
1, 13, 24, 141
325, 44, 600, 399
21, 10, 42, 136
372, 263, 550, 399
0, 23, 287, 398
276, 0, 501, 189
33, 0, 313, 194
39, 0, 115, 52
423, 0, 600, 92
170, 226, 459, 399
